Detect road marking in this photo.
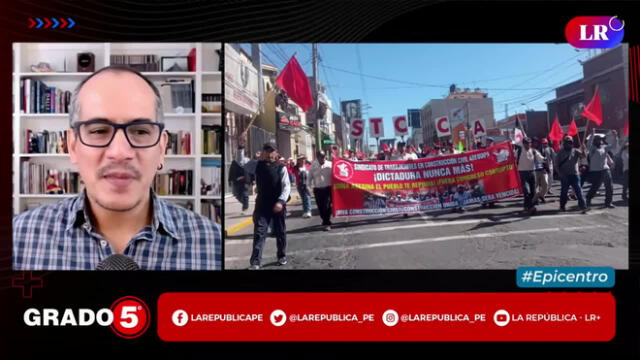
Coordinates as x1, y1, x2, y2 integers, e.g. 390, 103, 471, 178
226, 217, 253, 235
225, 210, 606, 244
225, 224, 609, 262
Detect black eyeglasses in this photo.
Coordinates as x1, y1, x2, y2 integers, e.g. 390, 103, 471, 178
72, 119, 165, 148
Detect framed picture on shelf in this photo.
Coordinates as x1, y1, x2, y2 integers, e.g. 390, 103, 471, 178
161, 56, 189, 72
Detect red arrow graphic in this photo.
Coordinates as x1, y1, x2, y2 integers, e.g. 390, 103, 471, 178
59, 17, 68, 29
43, 18, 51, 29
28, 18, 36, 29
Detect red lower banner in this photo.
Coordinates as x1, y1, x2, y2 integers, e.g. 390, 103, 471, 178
332, 141, 522, 217
157, 292, 615, 342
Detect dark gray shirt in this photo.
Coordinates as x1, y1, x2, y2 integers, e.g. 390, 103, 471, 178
555, 147, 585, 177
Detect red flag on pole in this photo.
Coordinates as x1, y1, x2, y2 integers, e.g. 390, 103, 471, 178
582, 87, 603, 126
548, 115, 564, 152
548, 115, 564, 142
567, 119, 579, 136
275, 56, 313, 111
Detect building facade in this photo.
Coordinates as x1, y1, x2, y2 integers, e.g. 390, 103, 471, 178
421, 89, 496, 146
546, 44, 629, 142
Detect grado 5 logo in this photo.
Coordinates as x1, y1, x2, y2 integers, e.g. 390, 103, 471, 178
565, 16, 624, 49
23, 296, 150, 339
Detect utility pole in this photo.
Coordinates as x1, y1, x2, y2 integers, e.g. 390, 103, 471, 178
465, 100, 471, 151
312, 43, 321, 156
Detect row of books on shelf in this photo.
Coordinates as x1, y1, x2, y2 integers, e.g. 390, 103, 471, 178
154, 170, 194, 196
166, 131, 191, 155
202, 126, 222, 155
160, 78, 194, 114
201, 201, 222, 224
110, 54, 160, 72
20, 162, 220, 198
24, 129, 68, 154
201, 159, 221, 196
21, 163, 81, 194
20, 79, 72, 114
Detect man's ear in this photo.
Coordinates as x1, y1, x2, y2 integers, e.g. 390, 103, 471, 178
67, 129, 78, 164
158, 130, 168, 164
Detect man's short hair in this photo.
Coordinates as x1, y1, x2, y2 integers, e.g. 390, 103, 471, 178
69, 65, 164, 128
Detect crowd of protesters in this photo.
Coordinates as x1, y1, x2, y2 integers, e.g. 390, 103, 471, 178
231, 129, 627, 269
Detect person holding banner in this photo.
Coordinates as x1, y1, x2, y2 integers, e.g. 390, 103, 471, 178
348, 149, 359, 161
390, 142, 417, 218
585, 129, 618, 209
556, 135, 588, 212
310, 151, 333, 231
248, 143, 291, 270
516, 137, 546, 215
391, 142, 418, 160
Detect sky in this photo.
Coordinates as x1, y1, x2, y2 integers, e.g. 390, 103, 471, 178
248, 43, 590, 146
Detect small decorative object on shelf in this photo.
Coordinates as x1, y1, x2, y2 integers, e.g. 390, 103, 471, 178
201, 158, 221, 195
77, 52, 95, 72
46, 175, 64, 194
30, 62, 55, 73
202, 94, 221, 113
161, 56, 189, 72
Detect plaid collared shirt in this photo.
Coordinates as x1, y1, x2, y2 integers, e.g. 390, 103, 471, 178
13, 190, 221, 270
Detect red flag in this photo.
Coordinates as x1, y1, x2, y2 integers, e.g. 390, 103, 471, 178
567, 119, 578, 136
624, 118, 629, 136
548, 115, 564, 142
582, 87, 603, 126
275, 56, 313, 111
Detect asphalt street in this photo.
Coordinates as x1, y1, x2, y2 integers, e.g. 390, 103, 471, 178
225, 182, 628, 270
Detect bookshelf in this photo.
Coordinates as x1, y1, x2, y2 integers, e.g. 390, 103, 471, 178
13, 43, 223, 223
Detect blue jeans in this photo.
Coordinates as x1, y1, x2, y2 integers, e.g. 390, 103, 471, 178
232, 182, 249, 211
560, 174, 586, 209
298, 186, 311, 213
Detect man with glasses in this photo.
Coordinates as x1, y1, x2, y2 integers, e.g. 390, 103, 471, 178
13, 66, 221, 270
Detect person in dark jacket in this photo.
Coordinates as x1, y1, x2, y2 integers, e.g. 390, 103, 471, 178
295, 155, 312, 218
556, 136, 588, 212
230, 141, 251, 215
248, 142, 291, 270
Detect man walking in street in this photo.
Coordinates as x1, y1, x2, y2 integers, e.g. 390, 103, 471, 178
249, 143, 291, 270
516, 137, 546, 215
296, 155, 312, 218
532, 138, 554, 204
244, 150, 261, 195
309, 151, 333, 231
539, 138, 556, 195
556, 136, 588, 212
585, 129, 618, 209
230, 141, 251, 215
